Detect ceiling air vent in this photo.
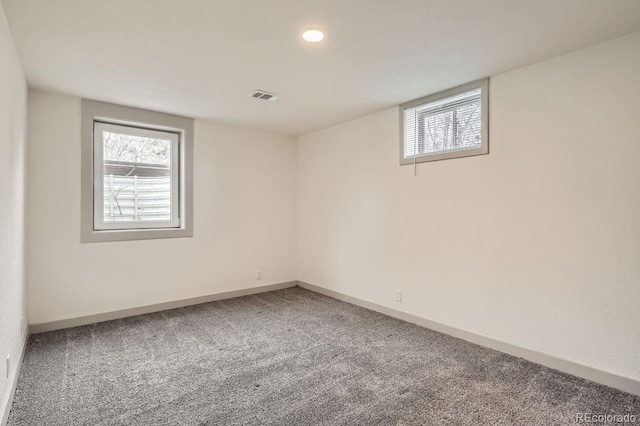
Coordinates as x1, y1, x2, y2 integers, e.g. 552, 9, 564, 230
249, 90, 280, 102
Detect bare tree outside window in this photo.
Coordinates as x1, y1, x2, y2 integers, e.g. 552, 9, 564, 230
418, 100, 481, 154
400, 78, 488, 165
100, 129, 173, 223
103, 131, 170, 165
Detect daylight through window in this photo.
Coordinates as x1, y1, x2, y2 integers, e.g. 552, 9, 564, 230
94, 123, 179, 230
81, 99, 193, 243
400, 78, 488, 164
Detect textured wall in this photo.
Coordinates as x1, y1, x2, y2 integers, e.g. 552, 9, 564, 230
27, 90, 297, 324
297, 32, 640, 381
0, 1, 28, 417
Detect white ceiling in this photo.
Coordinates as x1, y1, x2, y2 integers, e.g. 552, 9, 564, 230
3, 0, 640, 136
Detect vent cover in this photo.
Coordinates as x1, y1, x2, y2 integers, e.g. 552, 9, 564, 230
249, 90, 280, 102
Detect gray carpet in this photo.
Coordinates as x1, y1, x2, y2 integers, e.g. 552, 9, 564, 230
8, 286, 639, 425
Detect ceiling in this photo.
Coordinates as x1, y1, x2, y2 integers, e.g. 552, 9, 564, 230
3, 0, 640, 136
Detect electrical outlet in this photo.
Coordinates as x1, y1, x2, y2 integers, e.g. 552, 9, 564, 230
6, 355, 10, 379
395, 290, 402, 302
256, 270, 262, 280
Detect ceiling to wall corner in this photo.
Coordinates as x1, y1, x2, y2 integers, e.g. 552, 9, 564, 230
3, 0, 640, 136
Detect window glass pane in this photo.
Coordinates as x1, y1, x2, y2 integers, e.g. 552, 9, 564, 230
101, 130, 172, 223
420, 109, 454, 153
401, 81, 487, 163
418, 99, 481, 154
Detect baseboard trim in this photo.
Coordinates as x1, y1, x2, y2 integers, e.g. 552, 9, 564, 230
29, 281, 298, 334
298, 281, 640, 397
1, 326, 29, 426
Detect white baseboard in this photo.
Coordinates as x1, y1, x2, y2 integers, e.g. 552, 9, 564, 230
0, 325, 29, 426
30, 281, 298, 334
298, 281, 640, 397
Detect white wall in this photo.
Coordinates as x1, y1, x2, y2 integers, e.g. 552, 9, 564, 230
298, 32, 640, 381
0, 1, 27, 418
27, 90, 297, 325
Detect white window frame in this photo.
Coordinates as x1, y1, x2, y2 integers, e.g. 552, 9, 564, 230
400, 78, 489, 165
81, 99, 193, 243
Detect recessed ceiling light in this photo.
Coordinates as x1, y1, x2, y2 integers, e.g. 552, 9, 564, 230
302, 29, 325, 43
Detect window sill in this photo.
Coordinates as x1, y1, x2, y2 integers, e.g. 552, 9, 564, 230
81, 227, 193, 243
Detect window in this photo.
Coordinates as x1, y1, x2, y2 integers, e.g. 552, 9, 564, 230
400, 78, 488, 165
81, 100, 193, 242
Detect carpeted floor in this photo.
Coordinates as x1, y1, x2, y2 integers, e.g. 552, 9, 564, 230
8, 286, 639, 425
